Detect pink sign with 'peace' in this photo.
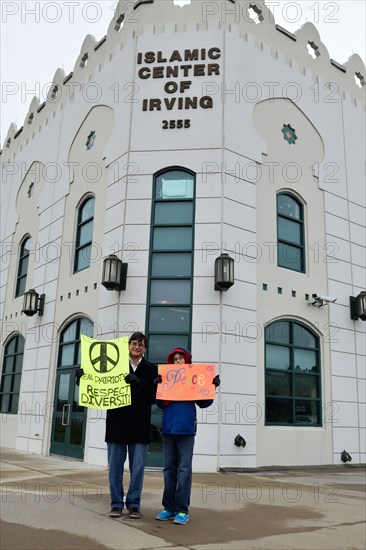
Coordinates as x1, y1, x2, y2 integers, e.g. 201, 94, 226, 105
156, 363, 216, 401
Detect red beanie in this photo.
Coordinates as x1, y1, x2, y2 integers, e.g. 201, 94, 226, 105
167, 347, 192, 364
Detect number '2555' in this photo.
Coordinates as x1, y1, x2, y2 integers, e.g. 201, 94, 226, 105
162, 120, 190, 129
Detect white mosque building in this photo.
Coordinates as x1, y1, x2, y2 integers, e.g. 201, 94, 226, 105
0, 0, 365, 471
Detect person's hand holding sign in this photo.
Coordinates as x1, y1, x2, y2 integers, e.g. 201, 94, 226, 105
75, 368, 84, 386
125, 373, 140, 386
212, 375, 220, 388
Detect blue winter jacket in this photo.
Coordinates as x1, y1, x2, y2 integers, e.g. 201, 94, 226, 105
156, 399, 213, 435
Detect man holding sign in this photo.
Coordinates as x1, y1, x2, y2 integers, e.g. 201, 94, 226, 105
155, 348, 220, 525
105, 332, 158, 519
76, 332, 157, 520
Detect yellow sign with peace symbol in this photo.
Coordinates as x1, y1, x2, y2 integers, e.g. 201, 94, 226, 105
79, 335, 130, 409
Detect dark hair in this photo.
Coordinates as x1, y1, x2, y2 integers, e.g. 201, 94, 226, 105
128, 331, 148, 347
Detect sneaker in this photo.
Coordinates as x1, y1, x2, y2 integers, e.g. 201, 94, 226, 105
109, 508, 122, 518
173, 513, 189, 525
156, 510, 175, 521
128, 508, 141, 519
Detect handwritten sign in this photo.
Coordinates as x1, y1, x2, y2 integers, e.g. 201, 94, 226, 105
78, 335, 131, 410
156, 363, 216, 401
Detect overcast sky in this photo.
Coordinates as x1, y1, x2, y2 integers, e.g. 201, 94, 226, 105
1, 0, 365, 143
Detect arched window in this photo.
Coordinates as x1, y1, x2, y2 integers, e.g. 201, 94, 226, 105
74, 196, 95, 273
277, 193, 305, 272
0, 334, 25, 414
15, 236, 31, 297
146, 169, 195, 363
265, 320, 321, 425
58, 317, 93, 368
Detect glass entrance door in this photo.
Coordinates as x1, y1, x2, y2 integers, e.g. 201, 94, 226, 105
50, 317, 93, 460
50, 368, 86, 459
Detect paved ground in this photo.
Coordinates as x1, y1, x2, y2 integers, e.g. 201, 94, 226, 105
0, 448, 365, 550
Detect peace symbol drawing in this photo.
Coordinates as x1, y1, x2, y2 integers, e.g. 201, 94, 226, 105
88, 341, 120, 373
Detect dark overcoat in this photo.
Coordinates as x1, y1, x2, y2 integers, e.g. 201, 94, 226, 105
105, 357, 158, 444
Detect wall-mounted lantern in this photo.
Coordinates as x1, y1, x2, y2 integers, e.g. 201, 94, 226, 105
21, 289, 45, 316
101, 255, 128, 291
350, 291, 366, 321
214, 253, 234, 291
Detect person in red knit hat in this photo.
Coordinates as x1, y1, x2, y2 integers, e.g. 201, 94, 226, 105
155, 347, 220, 525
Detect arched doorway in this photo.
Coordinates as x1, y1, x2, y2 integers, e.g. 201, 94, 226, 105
50, 317, 93, 459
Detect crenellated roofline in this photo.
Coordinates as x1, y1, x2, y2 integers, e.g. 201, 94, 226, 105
2, 0, 365, 154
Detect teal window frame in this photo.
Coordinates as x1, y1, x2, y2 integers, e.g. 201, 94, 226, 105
146, 168, 195, 364
0, 334, 25, 414
74, 196, 95, 273
15, 235, 31, 297
58, 317, 94, 369
265, 320, 322, 426
277, 193, 305, 273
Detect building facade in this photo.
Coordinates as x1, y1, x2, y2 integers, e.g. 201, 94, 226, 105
1, 0, 365, 471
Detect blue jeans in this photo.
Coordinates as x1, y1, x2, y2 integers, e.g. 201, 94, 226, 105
107, 442, 148, 509
162, 434, 195, 515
